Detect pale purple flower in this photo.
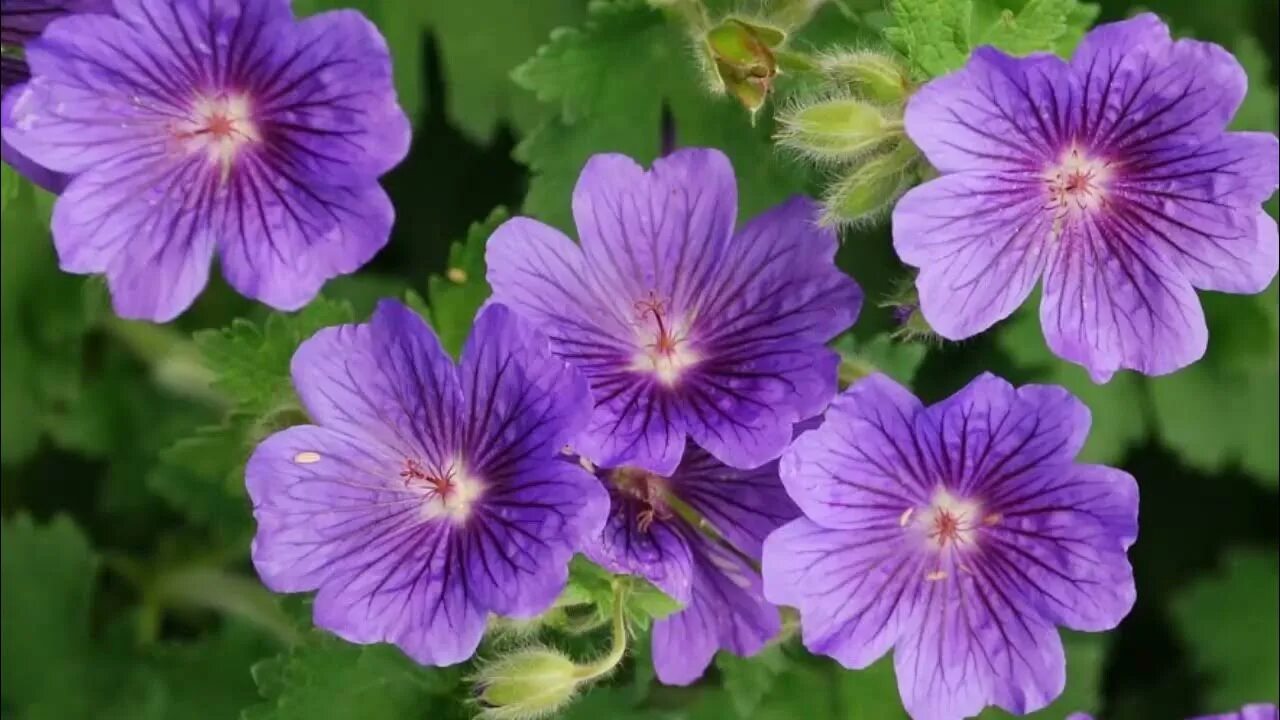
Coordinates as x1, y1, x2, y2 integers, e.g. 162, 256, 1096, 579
487, 148, 862, 475
893, 13, 1280, 382
1, 0, 111, 192
763, 373, 1138, 720
584, 441, 800, 684
246, 300, 608, 666
1192, 704, 1280, 720
2, 0, 410, 321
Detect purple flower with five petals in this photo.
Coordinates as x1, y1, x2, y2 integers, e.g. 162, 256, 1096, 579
583, 442, 800, 684
763, 373, 1138, 720
487, 148, 862, 474
1, 0, 111, 192
1192, 705, 1280, 720
2, 0, 410, 321
892, 13, 1280, 382
246, 300, 608, 666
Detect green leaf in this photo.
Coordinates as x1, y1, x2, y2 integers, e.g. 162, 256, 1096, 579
144, 624, 278, 720
1171, 549, 1280, 709
514, 0, 807, 233
563, 555, 682, 624
997, 304, 1149, 465
243, 633, 459, 720
716, 644, 793, 718
426, 207, 508, 357
977, 0, 1100, 57
1, 161, 19, 212
194, 298, 355, 418
1, 515, 98, 716
883, 0, 973, 79
833, 332, 929, 388
149, 414, 256, 536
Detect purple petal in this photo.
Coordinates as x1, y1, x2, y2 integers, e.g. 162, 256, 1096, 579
652, 529, 780, 685
779, 374, 932, 531
1071, 14, 1246, 154
1191, 705, 1280, 720
1040, 213, 1208, 382
904, 47, 1078, 174
763, 517, 920, 669
290, 299, 464, 461
671, 443, 799, 560
893, 171, 1052, 339
583, 481, 695, 604
1, 85, 66, 193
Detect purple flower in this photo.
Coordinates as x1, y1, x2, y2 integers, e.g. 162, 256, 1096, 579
1, 0, 111, 192
892, 13, 1280, 382
246, 300, 608, 666
486, 148, 862, 475
1192, 705, 1280, 720
2, 0, 410, 322
584, 442, 800, 684
762, 373, 1138, 720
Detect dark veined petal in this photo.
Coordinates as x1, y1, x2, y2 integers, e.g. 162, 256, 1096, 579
652, 527, 780, 685
583, 481, 695, 604
290, 299, 464, 464
780, 374, 933, 530
246, 424, 487, 666
1040, 210, 1208, 383
1109, 132, 1280, 294
1071, 13, 1246, 155
893, 172, 1052, 339
763, 517, 923, 669
671, 443, 799, 560
904, 47, 1078, 174
919, 374, 1092, 498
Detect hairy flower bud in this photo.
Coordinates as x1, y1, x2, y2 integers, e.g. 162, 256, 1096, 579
818, 50, 911, 104
778, 96, 899, 162
475, 647, 582, 720
704, 17, 786, 113
821, 141, 918, 225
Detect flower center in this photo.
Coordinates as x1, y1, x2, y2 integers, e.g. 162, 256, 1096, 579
629, 291, 698, 385
177, 93, 260, 183
1045, 147, 1111, 228
902, 489, 1000, 580
402, 458, 482, 523
610, 466, 673, 532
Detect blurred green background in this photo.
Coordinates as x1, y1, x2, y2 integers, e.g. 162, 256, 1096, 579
1, 1, 1276, 718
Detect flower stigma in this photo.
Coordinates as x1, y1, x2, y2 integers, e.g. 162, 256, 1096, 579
176, 92, 260, 183
1045, 146, 1112, 234
402, 458, 483, 523
630, 291, 699, 385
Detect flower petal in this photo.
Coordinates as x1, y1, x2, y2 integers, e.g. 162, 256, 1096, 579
893, 171, 1052, 339
1040, 213, 1208, 382
1072, 14, 1246, 154
762, 518, 920, 670
779, 374, 931, 531
672, 444, 798, 560
652, 529, 779, 685
290, 299, 463, 461
584, 482, 695, 604
50, 156, 215, 322
1, 85, 66, 193
1108, 132, 1280, 294
904, 47, 1078, 173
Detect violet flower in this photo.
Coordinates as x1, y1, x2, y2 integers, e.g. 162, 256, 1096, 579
763, 373, 1138, 720
893, 13, 1279, 382
584, 441, 800, 684
247, 300, 607, 666
3, 0, 410, 321
487, 148, 861, 474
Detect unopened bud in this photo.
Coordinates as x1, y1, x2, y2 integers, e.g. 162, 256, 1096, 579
778, 97, 899, 162
475, 647, 582, 720
881, 282, 940, 345
821, 141, 918, 225
705, 18, 785, 114
818, 51, 911, 104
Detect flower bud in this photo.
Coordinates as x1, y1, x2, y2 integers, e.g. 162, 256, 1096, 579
704, 18, 785, 113
881, 282, 940, 345
778, 96, 898, 162
821, 141, 918, 225
818, 51, 911, 104
475, 647, 581, 720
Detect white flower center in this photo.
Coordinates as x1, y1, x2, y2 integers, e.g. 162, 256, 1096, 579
901, 489, 1001, 580
628, 291, 699, 385
1044, 146, 1112, 230
177, 92, 260, 182
401, 458, 483, 524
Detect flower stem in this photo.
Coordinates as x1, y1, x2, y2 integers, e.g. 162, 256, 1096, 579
100, 315, 225, 407
573, 582, 629, 682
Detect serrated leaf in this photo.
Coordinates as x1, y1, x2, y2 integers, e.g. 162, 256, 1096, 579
978, 0, 1099, 56
514, 0, 806, 234
1171, 549, 1280, 709
426, 207, 508, 357
997, 304, 1149, 465
243, 633, 459, 720
716, 644, 793, 718
883, 0, 973, 79
833, 332, 929, 387
1, 515, 98, 716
